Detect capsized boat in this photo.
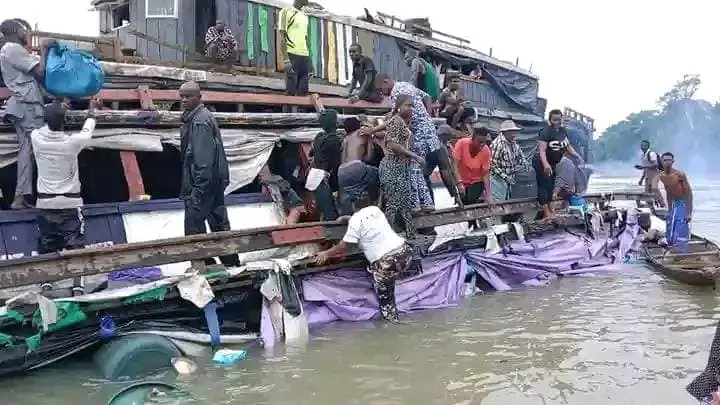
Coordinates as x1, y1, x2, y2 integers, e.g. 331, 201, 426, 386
0, 192, 653, 379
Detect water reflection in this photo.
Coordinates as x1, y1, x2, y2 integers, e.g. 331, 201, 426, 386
0, 176, 719, 404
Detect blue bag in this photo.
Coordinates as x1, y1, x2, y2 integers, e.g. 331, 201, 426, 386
44, 44, 105, 98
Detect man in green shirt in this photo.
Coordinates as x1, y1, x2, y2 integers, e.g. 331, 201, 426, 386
278, 0, 311, 95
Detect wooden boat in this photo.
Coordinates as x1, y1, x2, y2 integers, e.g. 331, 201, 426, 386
643, 234, 720, 286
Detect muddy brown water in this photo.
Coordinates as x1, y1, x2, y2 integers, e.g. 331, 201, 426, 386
1, 175, 719, 405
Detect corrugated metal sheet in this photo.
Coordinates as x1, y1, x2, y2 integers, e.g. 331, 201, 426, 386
460, 80, 513, 111
373, 34, 411, 82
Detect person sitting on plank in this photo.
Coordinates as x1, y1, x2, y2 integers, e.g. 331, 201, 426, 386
313, 192, 414, 323
347, 43, 383, 103
204, 21, 238, 66
658, 151, 693, 253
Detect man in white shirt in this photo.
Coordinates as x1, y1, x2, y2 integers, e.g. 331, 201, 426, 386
635, 139, 665, 207
31, 98, 98, 295
313, 194, 414, 322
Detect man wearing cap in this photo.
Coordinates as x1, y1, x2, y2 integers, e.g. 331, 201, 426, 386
490, 120, 529, 201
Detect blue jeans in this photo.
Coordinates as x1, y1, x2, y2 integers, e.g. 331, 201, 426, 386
314, 181, 338, 220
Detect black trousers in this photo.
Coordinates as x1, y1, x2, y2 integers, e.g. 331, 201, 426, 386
533, 156, 556, 205
184, 192, 240, 267
37, 208, 85, 290
357, 88, 383, 103
461, 182, 485, 229
285, 54, 311, 96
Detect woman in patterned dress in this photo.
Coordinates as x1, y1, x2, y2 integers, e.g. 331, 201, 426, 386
376, 94, 425, 239
368, 75, 440, 212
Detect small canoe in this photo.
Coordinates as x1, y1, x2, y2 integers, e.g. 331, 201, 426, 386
643, 234, 720, 286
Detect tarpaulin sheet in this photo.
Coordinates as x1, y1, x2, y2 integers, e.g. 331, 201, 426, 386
394, 38, 539, 113
481, 64, 540, 112
0, 126, 320, 194
296, 224, 639, 327
566, 118, 593, 150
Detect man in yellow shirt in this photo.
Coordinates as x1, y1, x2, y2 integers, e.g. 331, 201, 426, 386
278, 0, 311, 95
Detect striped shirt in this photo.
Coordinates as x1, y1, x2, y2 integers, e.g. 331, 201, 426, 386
490, 133, 528, 182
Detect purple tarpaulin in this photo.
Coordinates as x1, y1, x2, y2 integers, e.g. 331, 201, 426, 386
292, 223, 640, 331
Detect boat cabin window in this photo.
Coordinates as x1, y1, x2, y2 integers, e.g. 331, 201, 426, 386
145, 0, 178, 18
111, 3, 131, 29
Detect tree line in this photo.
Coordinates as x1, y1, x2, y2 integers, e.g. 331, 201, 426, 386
592, 74, 720, 167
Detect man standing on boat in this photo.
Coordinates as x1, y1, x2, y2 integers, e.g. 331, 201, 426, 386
347, 44, 382, 103
534, 109, 584, 218
0, 19, 51, 210
31, 97, 99, 295
278, 0, 311, 96
635, 140, 665, 208
490, 120, 528, 202
179, 81, 240, 268
308, 109, 342, 220
658, 152, 692, 253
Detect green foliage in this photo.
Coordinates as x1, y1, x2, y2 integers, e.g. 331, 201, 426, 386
656, 74, 701, 110
593, 74, 720, 166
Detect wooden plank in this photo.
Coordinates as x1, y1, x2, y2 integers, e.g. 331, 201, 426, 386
0, 87, 388, 109
0, 109, 416, 130
119, 151, 146, 200
662, 251, 720, 261
413, 192, 649, 228
178, 0, 193, 63
0, 192, 652, 289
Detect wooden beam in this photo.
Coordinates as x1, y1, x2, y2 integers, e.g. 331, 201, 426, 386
0, 192, 652, 289
0, 87, 389, 110
662, 251, 720, 261
119, 151, 146, 200
1, 110, 423, 130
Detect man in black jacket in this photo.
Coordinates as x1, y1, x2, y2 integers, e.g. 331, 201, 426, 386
179, 81, 239, 268
309, 109, 342, 220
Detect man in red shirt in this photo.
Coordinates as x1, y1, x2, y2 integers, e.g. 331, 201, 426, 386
452, 127, 492, 228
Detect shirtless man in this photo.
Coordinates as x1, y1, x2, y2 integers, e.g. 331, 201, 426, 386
438, 72, 472, 129
658, 152, 693, 252
337, 117, 379, 215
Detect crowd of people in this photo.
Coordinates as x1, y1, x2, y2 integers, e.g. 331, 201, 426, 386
1, 10, 593, 316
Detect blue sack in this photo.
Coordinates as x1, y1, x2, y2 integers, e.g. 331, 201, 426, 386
44, 44, 105, 98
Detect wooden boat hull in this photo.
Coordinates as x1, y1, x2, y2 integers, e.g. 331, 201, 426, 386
643, 233, 720, 286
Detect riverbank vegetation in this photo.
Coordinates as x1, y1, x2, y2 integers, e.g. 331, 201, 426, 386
592, 75, 720, 173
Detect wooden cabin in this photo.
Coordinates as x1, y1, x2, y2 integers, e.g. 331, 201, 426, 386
91, 0, 545, 115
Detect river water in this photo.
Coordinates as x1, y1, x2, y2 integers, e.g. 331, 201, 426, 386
2, 172, 720, 405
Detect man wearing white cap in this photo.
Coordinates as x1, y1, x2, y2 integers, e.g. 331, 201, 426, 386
490, 120, 529, 201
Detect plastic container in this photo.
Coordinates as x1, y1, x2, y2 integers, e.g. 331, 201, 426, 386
99, 315, 116, 339
212, 349, 247, 364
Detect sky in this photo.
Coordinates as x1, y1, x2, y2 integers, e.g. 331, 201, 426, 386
5, 0, 720, 133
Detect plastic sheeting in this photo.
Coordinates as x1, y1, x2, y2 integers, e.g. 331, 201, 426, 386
481, 64, 540, 112
0, 126, 321, 194
293, 225, 639, 327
